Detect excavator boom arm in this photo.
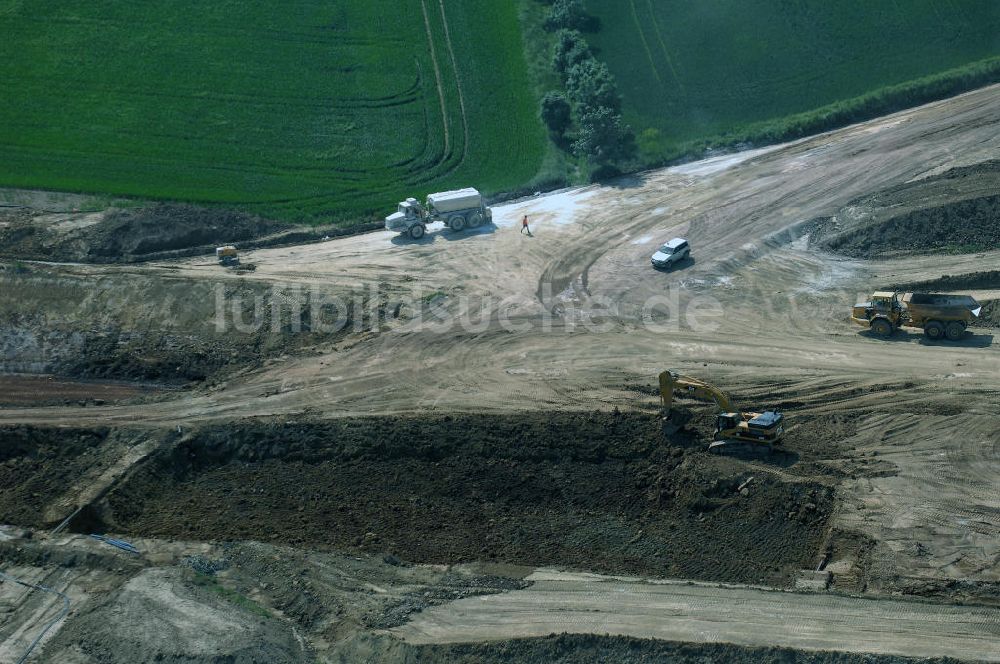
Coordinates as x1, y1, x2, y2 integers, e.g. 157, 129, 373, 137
658, 370, 735, 413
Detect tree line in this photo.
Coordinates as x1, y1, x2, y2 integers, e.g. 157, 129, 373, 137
537, 0, 635, 170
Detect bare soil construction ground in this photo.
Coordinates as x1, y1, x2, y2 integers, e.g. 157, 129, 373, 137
392, 569, 1000, 661
812, 160, 1000, 258
413, 637, 969, 664
0, 203, 377, 264
0, 375, 167, 407
2, 85, 1000, 662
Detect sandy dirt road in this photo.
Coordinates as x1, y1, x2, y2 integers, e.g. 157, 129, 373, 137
391, 569, 1000, 661
2, 85, 999, 428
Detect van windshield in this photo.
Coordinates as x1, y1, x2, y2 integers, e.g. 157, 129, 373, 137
658, 245, 675, 254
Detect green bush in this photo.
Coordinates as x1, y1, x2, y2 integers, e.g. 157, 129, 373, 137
533, 0, 635, 171
543, 0, 592, 32
552, 29, 592, 75
566, 59, 621, 112
540, 92, 573, 135
574, 106, 634, 162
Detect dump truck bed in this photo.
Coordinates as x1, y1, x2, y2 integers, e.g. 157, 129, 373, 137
427, 188, 482, 213
903, 292, 982, 323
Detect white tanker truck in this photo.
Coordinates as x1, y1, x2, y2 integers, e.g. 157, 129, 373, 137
384, 187, 492, 239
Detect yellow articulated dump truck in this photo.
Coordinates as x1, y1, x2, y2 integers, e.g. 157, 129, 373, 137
216, 245, 239, 267
851, 291, 981, 341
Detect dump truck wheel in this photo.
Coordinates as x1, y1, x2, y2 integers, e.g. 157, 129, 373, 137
871, 319, 892, 337
409, 224, 425, 240
468, 212, 483, 228
448, 215, 466, 232
945, 321, 965, 341
924, 321, 945, 340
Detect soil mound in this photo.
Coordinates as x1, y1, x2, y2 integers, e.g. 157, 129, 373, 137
0, 203, 383, 263
0, 426, 110, 525
0, 204, 285, 263
415, 634, 963, 664
819, 193, 1000, 258
85, 205, 285, 259
43, 568, 304, 663
810, 159, 1000, 259
974, 299, 1000, 327
892, 270, 1000, 292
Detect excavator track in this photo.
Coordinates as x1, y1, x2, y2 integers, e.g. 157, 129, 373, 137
707, 439, 774, 456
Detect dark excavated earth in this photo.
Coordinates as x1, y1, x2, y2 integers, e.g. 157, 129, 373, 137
6, 411, 839, 587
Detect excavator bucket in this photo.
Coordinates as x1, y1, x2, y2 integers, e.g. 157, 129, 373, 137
661, 408, 692, 436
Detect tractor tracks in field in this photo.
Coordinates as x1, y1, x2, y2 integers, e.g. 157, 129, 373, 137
628, 0, 667, 92
627, 0, 686, 97
644, 0, 686, 96
420, 0, 452, 161
418, 0, 470, 182
437, 0, 470, 169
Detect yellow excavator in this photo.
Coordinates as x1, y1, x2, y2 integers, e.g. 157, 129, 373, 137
658, 370, 784, 453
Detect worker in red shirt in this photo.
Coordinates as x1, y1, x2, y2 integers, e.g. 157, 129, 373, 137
521, 215, 531, 236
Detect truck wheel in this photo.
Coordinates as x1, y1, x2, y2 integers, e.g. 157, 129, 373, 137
871, 319, 893, 337
945, 321, 965, 341
924, 321, 945, 340
448, 215, 466, 232
468, 212, 483, 228
409, 224, 425, 240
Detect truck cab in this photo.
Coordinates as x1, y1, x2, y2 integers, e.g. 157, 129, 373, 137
852, 291, 903, 336
398, 198, 423, 219
385, 198, 428, 239
869, 291, 902, 313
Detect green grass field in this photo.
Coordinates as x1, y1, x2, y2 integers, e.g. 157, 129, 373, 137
586, 0, 1000, 157
4, 1, 1000, 221
0, 1, 544, 223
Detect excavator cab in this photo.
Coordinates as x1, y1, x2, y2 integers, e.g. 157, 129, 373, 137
715, 413, 741, 434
